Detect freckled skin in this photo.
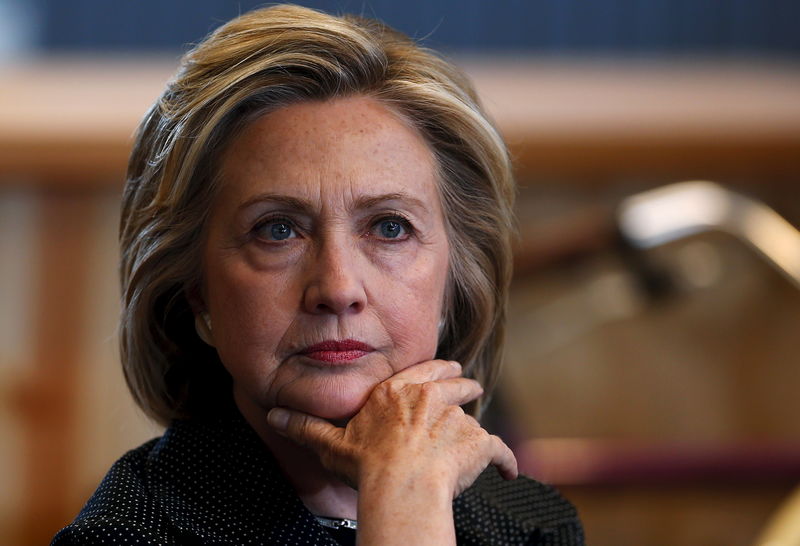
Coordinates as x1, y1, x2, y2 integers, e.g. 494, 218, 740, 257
202, 96, 450, 423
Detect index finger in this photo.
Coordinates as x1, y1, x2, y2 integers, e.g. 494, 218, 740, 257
389, 359, 463, 385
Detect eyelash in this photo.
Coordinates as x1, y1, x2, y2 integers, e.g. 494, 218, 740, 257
250, 213, 415, 243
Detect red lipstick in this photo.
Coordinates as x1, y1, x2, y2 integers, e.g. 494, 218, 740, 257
299, 339, 373, 363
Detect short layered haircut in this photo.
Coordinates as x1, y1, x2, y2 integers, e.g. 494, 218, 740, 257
120, 4, 515, 425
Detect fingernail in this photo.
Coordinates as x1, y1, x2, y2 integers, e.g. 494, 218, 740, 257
267, 408, 290, 431
451, 361, 461, 370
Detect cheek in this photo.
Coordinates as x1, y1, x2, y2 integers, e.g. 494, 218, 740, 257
378, 255, 448, 369
205, 260, 295, 369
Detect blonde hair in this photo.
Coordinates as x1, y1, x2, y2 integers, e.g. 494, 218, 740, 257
120, 4, 515, 425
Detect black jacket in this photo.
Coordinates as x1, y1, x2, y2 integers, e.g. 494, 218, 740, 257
53, 414, 583, 545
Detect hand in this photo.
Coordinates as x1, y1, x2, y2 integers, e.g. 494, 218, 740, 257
266, 359, 518, 498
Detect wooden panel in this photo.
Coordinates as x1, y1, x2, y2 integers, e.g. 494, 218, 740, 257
1, 58, 799, 186
9, 191, 96, 544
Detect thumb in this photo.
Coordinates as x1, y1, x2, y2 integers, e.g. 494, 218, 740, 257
267, 407, 344, 451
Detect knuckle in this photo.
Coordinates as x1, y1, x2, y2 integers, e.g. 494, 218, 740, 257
442, 404, 465, 420
419, 381, 442, 401
489, 434, 507, 450
374, 380, 401, 402
464, 414, 481, 427
293, 417, 312, 442
473, 427, 491, 445
381, 379, 403, 395
422, 381, 442, 395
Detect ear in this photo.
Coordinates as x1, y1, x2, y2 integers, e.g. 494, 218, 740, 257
185, 282, 206, 315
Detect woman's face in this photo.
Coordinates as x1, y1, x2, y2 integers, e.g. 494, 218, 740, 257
202, 96, 450, 422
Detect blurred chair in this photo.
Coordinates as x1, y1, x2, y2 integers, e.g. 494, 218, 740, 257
618, 180, 800, 290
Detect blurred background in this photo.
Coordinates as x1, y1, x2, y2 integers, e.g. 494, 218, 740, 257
1, 1, 798, 544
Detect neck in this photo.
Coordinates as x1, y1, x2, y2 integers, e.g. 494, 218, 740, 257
235, 396, 358, 520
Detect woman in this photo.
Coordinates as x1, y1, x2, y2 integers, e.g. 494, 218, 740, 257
53, 5, 582, 545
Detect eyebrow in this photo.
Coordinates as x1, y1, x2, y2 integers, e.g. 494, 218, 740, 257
238, 192, 432, 215
238, 193, 314, 214
354, 192, 430, 214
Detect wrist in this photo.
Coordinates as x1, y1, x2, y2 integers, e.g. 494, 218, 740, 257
357, 466, 456, 545
359, 460, 456, 503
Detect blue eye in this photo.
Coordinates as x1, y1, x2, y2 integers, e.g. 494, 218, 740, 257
376, 218, 408, 239
270, 222, 293, 240
253, 218, 297, 242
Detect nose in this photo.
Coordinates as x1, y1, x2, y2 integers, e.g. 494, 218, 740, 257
302, 237, 367, 315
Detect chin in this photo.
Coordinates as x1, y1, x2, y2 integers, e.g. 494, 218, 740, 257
288, 394, 367, 422
303, 401, 362, 422
276, 374, 377, 422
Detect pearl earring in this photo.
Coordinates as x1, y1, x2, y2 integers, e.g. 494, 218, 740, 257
195, 312, 215, 346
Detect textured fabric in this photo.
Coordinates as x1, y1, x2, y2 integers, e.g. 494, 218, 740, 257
53, 413, 583, 545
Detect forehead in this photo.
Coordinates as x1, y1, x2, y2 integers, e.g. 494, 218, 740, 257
217, 96, 440, 204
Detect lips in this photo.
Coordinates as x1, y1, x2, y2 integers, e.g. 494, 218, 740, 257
298, 339, 374, 363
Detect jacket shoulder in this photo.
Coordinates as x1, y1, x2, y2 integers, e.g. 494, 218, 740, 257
52, 438, 169, 545
51, 515, 163, 546
454, 468, 584, 545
